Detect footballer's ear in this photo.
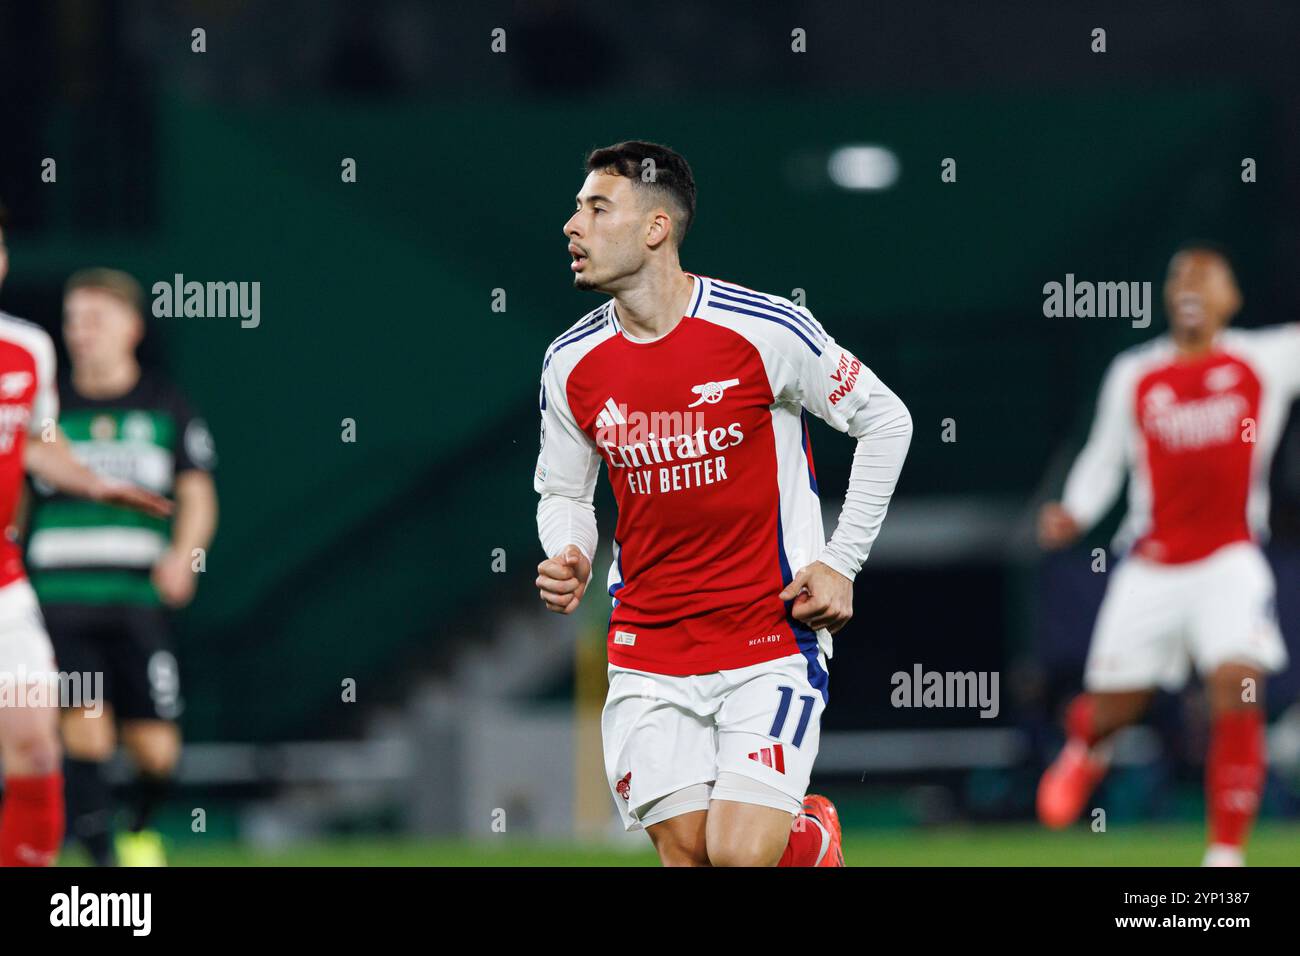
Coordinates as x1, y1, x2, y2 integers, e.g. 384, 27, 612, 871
1225, 275, 1243, 318
645, 208, 674, 250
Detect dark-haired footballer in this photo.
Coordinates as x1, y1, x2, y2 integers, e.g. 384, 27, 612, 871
533, 142, 912, 866
1037, 244, 1300, 866
26, 268, 217, 867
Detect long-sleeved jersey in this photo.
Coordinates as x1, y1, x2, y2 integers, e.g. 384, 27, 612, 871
535, 273, 911, 679
1062, 323, 1300, 563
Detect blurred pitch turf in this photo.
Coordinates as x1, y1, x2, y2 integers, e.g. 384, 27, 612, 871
64, 823, 1300, 866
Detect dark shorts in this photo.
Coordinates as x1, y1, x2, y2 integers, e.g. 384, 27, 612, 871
43, 603, 182, 722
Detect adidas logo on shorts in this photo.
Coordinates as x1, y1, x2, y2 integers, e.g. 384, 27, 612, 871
748, 744, 786, 774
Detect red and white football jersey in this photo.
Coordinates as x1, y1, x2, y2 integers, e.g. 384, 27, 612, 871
1062, 323, 1300, 564
535, 274, 882, 679
0, 312, 58, 588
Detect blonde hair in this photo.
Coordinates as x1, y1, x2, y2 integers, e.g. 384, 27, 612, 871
65, 268, 145, 316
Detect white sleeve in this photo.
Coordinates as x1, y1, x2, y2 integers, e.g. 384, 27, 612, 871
534, 359, 600, 563
777, 321, 912, 581
819, 379, 913, 580
537, 493, 598, 567
30, 328, 59, 429
1060, 355, 1133, 532
1251, 322, 1300, 398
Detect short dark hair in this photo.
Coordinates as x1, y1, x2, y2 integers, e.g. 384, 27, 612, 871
1171, 239, 1237, 279
65, 267, 145, 316
585, 141, 697, 245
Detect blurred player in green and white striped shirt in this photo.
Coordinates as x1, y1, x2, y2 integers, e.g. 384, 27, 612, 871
27, 269, 218, 866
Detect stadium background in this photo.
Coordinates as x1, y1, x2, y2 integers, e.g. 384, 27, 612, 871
0, 0, 1297, 864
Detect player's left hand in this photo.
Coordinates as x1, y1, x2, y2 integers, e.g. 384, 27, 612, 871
152, 547, 198, 608
92, 476, 174, 519
779, 561, 854, 634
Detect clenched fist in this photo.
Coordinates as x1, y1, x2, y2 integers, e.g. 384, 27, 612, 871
536, 544, 592, 614
1037, 502, 1081, 550
778, 561, 854, 634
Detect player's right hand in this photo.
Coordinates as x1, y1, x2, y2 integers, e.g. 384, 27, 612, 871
1037, 502, 1081, 550
536, 544, 591, 614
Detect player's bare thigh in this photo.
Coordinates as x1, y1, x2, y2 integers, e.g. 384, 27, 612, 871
705, 799, 792, 867
646, 800, 792, 867
646, 809, 709, 866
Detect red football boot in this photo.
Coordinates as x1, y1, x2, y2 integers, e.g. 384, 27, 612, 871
802, 793, 845, 866
1037, 739, 1110, 829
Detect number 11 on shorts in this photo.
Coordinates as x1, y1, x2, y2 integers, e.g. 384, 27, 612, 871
770, 685, 815, 748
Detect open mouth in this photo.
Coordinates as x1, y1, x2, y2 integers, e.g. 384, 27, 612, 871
1173, 292, 1204, 322
569, 245, 588, 271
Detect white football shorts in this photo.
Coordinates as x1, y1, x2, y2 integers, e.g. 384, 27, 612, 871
1084, 541, 1287, 692
0, 578, 59, 694
602, 649, 828, 831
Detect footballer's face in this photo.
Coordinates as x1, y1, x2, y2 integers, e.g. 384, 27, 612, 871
1164, 249, 1240, 338
0, 225, 8, 291
564, 171, 652, 292
63, 287, 143, 369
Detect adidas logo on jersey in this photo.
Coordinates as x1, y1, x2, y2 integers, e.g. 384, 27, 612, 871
594, 397, 627, 429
